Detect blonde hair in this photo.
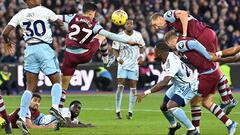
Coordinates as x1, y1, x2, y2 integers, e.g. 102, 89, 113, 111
164, 30, 178, 43
150, 12, 163, 21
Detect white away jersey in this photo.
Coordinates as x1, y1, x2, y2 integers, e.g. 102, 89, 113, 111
112, 30, 145, 71
61, 108, 79, 124
161, 52, 197, 85
8, 6, 58, 44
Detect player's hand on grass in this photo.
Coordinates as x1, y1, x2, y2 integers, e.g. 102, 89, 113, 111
135, 93, 147, 103
4, 42, 15, 56
86, 123, 96, 128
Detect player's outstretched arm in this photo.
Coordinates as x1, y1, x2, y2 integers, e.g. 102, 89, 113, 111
216, 46, 240, 57
93, 24, 142, 46
99, 29, 141, 46
53, 19, 66, 31
63, 118, 95, 128
213, 55, 240, 63
136, 76, 172, 103
174, 10, 188, 37
176, 40, 212, 60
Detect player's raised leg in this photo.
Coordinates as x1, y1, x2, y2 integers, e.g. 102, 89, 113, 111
59, 34, 107, 110
100, 40, 109, 64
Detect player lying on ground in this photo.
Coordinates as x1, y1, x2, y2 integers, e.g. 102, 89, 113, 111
0, 94, 56, 130
136, 42, 199, 135
57, 2, 142, 111
36, 100, 95, 128
164, 30, 238, 135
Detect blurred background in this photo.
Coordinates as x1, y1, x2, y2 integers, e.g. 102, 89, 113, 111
0, 0, 239, 95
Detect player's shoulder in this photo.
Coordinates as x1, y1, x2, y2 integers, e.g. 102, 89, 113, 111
176, 40, 189, 52
168, 52, 179, 60
133, 30, 141, 34
61, 108, 71, 114
13, 8, 26, 16
133, 30, 142, 36
164, 10, 176, 23
36, 6, 52, 11
119, 31, 125, 35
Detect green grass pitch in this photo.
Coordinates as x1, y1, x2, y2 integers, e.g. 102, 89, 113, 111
1, 92, 239, 135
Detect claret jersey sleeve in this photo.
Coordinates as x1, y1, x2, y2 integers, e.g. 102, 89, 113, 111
164, 10, 176, 23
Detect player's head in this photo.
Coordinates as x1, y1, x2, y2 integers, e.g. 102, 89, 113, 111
164, 30, 179, 50
124, 18, 134, 33
30, 93, 41, 111
155, 41, 170, 62
24, 0, 41, 7
150, 13, 167, 30
83, 2, 98, 20
69, 100, 82, 118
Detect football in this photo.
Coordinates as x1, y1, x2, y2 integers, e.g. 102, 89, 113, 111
111, 9, 128, 26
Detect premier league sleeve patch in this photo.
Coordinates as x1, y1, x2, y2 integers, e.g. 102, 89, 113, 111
163, 10, 176, 23
176, 40, 189, 52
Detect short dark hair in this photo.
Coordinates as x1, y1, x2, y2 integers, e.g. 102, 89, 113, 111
32, 93, 41, 100
164, 30, 178, 43
155, 40, 170, 52
69, 100, 82, 108
83, 2, 97, 13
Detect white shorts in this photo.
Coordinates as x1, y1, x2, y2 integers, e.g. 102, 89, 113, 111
165, 82, 198, 105
117, 67, 139, 80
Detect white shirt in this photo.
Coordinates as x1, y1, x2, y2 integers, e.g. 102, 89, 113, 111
161, 52, 197, 86
61, 108, 79, 124
8, 6, 58, 44
112, 30, 145, 71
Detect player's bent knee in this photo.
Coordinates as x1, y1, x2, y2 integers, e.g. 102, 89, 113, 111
201, 99, 212, 109
160, 103, 168, 111
170, 94, 185, 107
168, 107, 178, 113
190, 96, 202, 106
94, 35, 106, 43
48, 72, 61, 84
166, 100, 179, 110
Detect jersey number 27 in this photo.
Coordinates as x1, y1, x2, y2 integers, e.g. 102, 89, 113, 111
68, 24, 92, 44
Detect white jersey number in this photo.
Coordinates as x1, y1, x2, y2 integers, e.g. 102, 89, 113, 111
22, 20, 46, 37
68, 24, 92, 44
180, 62, 191, 77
